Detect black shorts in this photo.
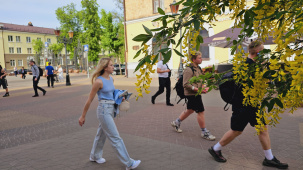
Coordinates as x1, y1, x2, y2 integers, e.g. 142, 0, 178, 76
0, 79, 7, 89
231, 107, 261, 131
186, 95, 205, 113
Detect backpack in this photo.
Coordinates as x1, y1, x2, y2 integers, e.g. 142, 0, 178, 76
219, 71, 237, 111
174, 66, 199, 104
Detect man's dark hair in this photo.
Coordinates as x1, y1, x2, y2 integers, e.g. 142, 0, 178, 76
30, 60, 36, 64
49, 62, 51, 65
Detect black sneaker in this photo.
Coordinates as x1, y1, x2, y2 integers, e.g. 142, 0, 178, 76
32, 95, 39, 97
167, 103, 174, 106
3, 92, 9, 97
263, 157, 288, 169
43, 91, 47, 96
208, 147, 227, 163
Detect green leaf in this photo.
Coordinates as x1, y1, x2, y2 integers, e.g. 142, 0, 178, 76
162, 19, 167, 28
132, 34, 152, 42
143, 25, 152, 35
268, 99, 275, 113
134, 58, 146, 72
226, 37, 231, 41
145, 55, 151, 63
197, 35, 203, 43
194, 20, 200, 31
158, 7, 165, 15
152, 16, 163, 22
173, 49, 184, 57
150, 27, 164, 31
133, 49, 142, 59
171, 39, 176, 45
152, 53, 159, 65
275, 98, 284, 109
158, 48, 170, 53
163, 50, 172, 64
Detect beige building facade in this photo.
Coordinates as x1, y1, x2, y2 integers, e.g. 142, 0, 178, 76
124, 0, 273, 78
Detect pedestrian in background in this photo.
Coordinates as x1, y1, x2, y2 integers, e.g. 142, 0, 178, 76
171, 51, 216, 141
58, 65, 64, 82
29, 60, 46, 97
14, 66, 18, 77
0, 65, 9, 97
21, 67, 26, 79
151, 60, 174, 106
45, 62, 54, 88
78, 58, 141, 170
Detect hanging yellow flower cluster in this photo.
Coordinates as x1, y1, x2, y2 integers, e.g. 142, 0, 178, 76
231, 0, 303, 133
134, 44, 156, 101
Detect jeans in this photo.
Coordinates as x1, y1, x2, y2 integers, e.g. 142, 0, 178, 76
90, 102, 134, 167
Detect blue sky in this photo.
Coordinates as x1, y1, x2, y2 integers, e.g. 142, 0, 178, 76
0, 0, 118, 28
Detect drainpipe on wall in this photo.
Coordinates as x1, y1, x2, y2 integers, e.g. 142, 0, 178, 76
123, 0, 128, 78
0, 24, 6, 69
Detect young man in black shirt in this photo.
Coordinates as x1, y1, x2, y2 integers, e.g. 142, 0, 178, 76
208, 41, 288, 169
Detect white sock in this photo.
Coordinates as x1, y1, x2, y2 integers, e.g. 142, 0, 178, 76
213, 142, 222, 151
264, 149, 274, 160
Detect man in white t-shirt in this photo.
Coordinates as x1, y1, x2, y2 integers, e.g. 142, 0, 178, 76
151, 60, 174, 106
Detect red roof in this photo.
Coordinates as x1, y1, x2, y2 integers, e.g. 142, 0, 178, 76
0, 22, 55, 35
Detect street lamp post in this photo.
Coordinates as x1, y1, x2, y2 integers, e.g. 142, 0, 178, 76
170, 0, 183, 78
54, 29, 73, 86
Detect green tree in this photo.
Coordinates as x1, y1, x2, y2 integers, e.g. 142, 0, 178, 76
55, 3, 83, 60
81, 0, 102, 62
100, 9, 125, 64
32, 39, 44, 65
49, 43, 64, 66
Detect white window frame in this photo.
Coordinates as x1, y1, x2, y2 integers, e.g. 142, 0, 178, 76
153, 0, 164, 14
27, 48, 32, 54
10, 60, 16, 67
16, 36, 21, 42
9, 47, 14, 53
47, 38, 51, 43
17, 47, 22, 54
40, 59, 44, 66
18, 60, 23, 66
37, 37, 41, 41
8, 35, 13, 42
26, 37, 31, 43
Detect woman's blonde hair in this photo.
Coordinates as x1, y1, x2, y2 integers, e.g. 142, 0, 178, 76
91, 58, 112, 84
190, 51, 202, 61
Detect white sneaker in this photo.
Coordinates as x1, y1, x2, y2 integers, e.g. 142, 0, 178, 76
89, 157, 106, 164
171, 121, 182, 133
201, 130, 216, 141
126, 160, 141, 170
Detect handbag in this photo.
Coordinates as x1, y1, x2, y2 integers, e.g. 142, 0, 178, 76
119, 100, 130, 111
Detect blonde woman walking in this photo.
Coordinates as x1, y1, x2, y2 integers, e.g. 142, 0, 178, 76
78, 58, 141, 170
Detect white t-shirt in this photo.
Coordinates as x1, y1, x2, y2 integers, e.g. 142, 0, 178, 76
157, 60, 169, 78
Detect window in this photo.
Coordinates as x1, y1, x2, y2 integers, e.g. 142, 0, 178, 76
152, 34, 168, 60
37, 37, 41, 41
47, 38, 51, 43
17, 47, 22, 54
8, 35, 13, 42
199, 29, 210, 60
40, 59, 44, 66
26, 37, 31, 43
27, 48, 32, 54
153, 0, 164, 14
18, 60, 23, 66
9, 47, 14, 53
16, 36, 21, 42
10, 60, 15, 67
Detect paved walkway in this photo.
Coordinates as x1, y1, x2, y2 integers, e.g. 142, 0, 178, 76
0, 75, 303, 170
